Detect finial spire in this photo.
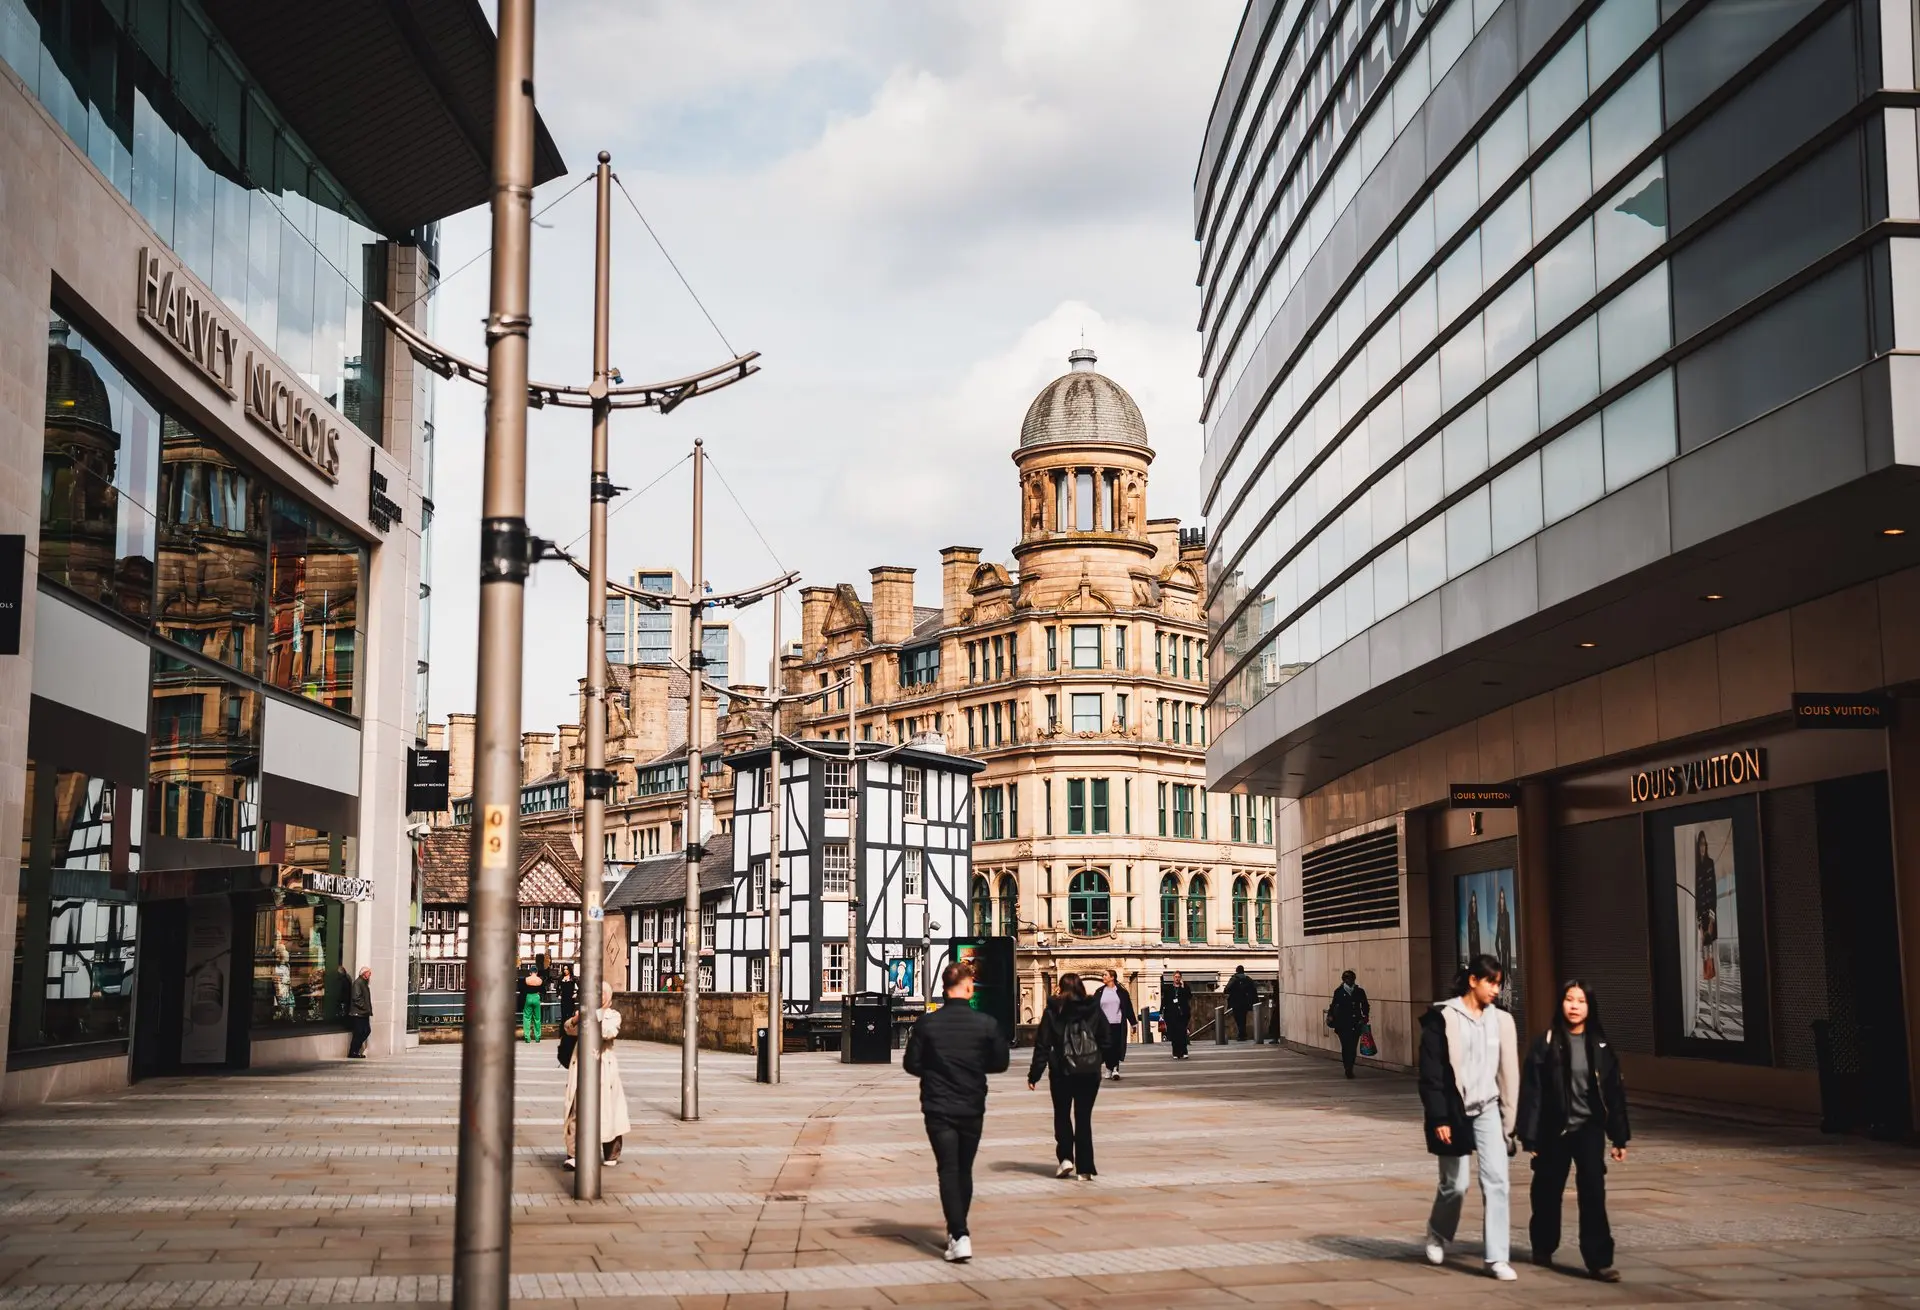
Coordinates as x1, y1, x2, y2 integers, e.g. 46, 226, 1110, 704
1067, 345, 1097, 373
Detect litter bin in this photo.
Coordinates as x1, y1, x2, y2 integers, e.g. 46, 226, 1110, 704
755, 1027, 771, 1084
844, 992, 893, 1064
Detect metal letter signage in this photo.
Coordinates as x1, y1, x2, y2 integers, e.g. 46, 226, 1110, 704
303, 870, 375, 902
244, 351, 342, 481
138, 246, 341, 483
1449, 783, 1519, 808
137, 247, 238, 396
1792, 692, 1890, 730
1628, 747, 1766, 804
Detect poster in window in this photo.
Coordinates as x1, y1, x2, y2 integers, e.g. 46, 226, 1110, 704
1453, 867, 1521, 1022
885, 956, 917, 998
1645, 796, 1771, 1063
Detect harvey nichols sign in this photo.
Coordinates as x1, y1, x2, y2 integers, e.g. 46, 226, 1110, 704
138, 247, 341, 483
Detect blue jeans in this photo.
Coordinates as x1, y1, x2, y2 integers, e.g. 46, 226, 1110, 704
1429, 1110, 1510, 1265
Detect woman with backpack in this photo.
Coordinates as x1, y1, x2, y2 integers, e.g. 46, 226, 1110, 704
1517, 979, 1631, 1282
1027, 973, 1108, 1180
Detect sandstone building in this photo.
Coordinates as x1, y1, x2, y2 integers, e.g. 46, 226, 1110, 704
786, 348, 1278, 1024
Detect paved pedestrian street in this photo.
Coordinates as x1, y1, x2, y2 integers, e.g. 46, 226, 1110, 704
0, 1040, 1916, 1308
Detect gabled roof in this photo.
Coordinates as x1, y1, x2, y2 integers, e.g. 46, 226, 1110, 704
605, 834, 734, 912
418, 829, 584, 907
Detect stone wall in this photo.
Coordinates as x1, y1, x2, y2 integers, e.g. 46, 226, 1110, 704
610, 992, 769, 1054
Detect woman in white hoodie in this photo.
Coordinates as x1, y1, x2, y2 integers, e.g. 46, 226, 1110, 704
562, 981, 632, 1170
1417, 954, 1520, 1281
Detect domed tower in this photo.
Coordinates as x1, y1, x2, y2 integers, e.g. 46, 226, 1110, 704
1012, 347, 1154, 602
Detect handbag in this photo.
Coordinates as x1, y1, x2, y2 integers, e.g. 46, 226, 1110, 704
1357, 1023, 1378, 1059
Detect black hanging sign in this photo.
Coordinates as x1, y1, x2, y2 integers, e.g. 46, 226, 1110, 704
407, 748, 450, 813
0, 535, 22, 655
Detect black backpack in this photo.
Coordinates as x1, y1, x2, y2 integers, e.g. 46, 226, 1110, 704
1059, 1009, 1105, 1075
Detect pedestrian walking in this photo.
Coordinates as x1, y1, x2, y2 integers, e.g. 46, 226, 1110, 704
903, 960, 1011, 1263
519, 965, 545, 1043
1518, 980, 1630, 1282
1226, 964, 1257, 1041
1419, 953, 1521, 1281
555, 965, 580, 1069
1094, 969, 1136, 1080
1326, 969, 1372, 1077
346, 966, 373, 1058
1027, 973, 1107, 1180
1161, 971, 1193, 1059
562, 981, 631, 1169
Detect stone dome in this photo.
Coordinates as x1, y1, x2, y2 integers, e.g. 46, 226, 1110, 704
1018, 347, 1149, 450
45, 321, 117, 439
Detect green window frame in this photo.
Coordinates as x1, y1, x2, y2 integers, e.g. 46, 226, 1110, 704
1157, 781, 1168, 837
1066, 778, 1086, 835
1232, 876, 1250, 944
970, 875, 994, 935
1067, 868, 1111, 936
1186, 874, 1208, 943
998, 875, 1019, 937
1091, 778, 1109, 834
1256, 877, 1274, 944
1159, 873, 1181, 943
1172, 785, 1194, 839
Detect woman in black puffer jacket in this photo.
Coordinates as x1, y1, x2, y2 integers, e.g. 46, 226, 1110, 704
1517, 979, 1631, 1283
1026, 974, 1109, 1181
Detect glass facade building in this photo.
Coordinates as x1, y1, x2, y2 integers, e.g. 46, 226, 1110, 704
1199, 0, 1920, 1127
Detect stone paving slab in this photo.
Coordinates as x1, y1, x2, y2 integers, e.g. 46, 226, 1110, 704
1, 1040, 1916, 1307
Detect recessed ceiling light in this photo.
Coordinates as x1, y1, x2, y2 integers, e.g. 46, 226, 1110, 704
1412, 708, 1433, 716
1701, 593, 1725, 602
1578, 641, 1598, 649
1481, 678, 1503, 687
1884, 528, 1907, 537
1287, 770, 1306, 777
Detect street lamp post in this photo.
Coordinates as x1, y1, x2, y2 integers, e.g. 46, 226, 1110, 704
680, 442, 707, 1121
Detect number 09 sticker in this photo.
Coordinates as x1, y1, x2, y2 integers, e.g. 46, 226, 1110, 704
481, 804, 510, 869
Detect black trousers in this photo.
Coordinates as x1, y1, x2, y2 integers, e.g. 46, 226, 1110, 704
1167, 1016, 1190, 1056
1337, 1027, 1361, 1074
1050, 1073, 1100, 1175
1231, 1007, 1252, 1040
924, 1113, 983, 1239
348, 1014, 371, 1057
1105, 1022, 1128, 1071
1529, 1119, 1614, 1270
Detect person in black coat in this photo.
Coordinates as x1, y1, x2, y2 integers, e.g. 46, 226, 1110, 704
1094, 969, 1136, 1080
555, 965, 580, 1069
903, 960, 1010, 1263
1225, 965, 1258, 1040
1027, 974, 1108, 1180
1326, 969, 1371, 1077
1161, 971, 1193, 1059
1517, 979, 1630, 1282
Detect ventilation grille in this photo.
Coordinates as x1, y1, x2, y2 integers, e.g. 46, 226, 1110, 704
1303, 828, 1401, 935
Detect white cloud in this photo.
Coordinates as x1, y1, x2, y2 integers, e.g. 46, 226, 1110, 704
428, 2, 1240, 735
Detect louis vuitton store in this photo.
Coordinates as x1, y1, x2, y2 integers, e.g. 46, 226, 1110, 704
0, 0, 560, 1104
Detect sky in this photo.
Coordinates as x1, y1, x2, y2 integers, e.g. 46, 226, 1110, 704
427, 2, 1244, 736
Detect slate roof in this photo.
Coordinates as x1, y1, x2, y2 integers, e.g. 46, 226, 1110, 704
605, 834, 734, 912
1019, 349, 1149, 449
418, 829, 584, 906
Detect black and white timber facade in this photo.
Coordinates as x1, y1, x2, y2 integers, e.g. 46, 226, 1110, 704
719, 739, 983, 1005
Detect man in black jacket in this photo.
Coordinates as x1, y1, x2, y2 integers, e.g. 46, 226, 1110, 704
903, 961, 1010, 1264
1226, 965, 1258, 1041
1326, 970, 1371, 1077
1161, 972, 1193, 1059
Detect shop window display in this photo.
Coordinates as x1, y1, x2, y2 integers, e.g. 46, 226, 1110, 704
252, 892, 350, 1028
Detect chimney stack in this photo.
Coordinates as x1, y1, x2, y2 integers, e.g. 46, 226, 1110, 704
940, 546, 982, 626
869, 566, 916, 646
799, 586, 835, 661
520, 731, 555, 785
447, 713, 476, 804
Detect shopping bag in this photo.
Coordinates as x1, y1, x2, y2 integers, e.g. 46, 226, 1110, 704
1357, 1023, 1378, 1059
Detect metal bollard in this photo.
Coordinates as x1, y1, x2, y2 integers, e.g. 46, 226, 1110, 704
1216, 1009, 1229, 1045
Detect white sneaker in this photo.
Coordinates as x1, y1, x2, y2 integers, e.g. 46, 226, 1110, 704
1489, 1262, 1517, 1281
563, 1156, 576, 1171
945, 1234, 971, 1262
1424, 1234, 1445, 1265
1055, 1158, 1074, 1178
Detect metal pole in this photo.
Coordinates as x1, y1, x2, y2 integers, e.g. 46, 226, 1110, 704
454, 0, 535, 1301
764, 591, 783, 1085
681, 440, 705, 1120
841, 691, 860, 1060
573, 150, 613, 1199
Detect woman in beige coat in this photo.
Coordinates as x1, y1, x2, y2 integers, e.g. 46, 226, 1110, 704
563, 981, 632, 1169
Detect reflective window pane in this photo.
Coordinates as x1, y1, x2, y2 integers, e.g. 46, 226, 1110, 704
1373, 538, 1409, 616
1488, 359, 1541, 462
1603, 369, 1678, 491
1442, 399, 1489, 495
1408, 515, 1447, 599
148, 653, 261, 853
1445, 486, 1493, 578
156, 417, 269, 676
1538, 314, 1601, 428
1663, 0, 1821, 122
1588, 0, 1659, 86
1542, 414, 1605, 523
1439, 316, 1486, 411
1481, 184, 1533, 281
1479, 100, 1528, 200
40, 315, 159, 623
1532, 123, 1592, 238
1529, 28, 1590, 152
1535, 218, 1597, 332
1590, 58, 1662, 189
1491, 452, 1545, 553
268, 495, 363, 715
1404, 353, 1442, 442
1598, 262, 1671, 391
1436, 147, 1480, 245
1597, 161, 1669, 287
1405, 435, 1444, 520
1484, 270, 1537, 375
1438, 230, 1483, 327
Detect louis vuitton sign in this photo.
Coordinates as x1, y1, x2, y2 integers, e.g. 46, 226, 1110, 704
136, 247, 341, 483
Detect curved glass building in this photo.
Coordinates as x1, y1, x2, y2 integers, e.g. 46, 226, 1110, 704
1197, 0, 1920, 1130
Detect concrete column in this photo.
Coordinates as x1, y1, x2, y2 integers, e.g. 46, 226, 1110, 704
1883, 699, 1920, 1135
1517, 781, 1557, 1033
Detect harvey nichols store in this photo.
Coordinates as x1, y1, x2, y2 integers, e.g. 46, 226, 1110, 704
0, 0, 560, 1103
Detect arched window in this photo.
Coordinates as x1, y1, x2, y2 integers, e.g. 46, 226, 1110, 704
1186, 874, 1209, 943
970, 875, 993, 935
1068, 868, 1111, 936
1159, 874, 1180, 943
1256, 877, 1274, 944
1232, 876, 1251, 943
997, 874, 1018, 938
